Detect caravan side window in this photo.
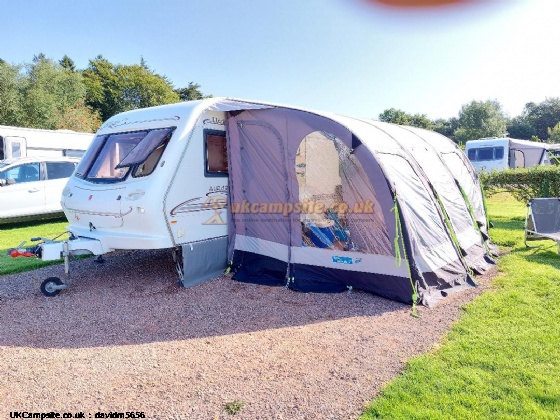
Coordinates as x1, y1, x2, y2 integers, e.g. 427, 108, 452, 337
205, 130, 228, 177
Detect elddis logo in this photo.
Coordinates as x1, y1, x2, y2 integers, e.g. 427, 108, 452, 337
203, 117, 225, 126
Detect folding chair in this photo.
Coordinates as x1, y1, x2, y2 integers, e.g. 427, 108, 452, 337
524, 198, 560, 254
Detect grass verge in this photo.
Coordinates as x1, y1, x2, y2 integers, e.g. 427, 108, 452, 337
361, 192, 560, 419
0, 217, 70, 275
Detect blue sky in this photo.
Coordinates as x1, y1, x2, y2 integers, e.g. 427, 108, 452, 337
3, 0, 559, 120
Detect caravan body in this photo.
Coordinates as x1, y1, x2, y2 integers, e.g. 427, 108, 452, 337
58, 100, 248, 286
465, 137, 551, 172
36, 98, 493, 305
0, 125, 94, 161
61, 100, 238, 251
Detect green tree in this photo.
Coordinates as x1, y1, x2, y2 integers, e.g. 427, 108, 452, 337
547, 122, 560, 143
454, 100, 507, 145
0, 54, 101, 131
0, 61, 24, 126
433, 117, 458, 142
83, 56, 180, 121
20, 54, 94, 129
378, 108, 410, 125
175, 82, 208, 101
59, 55, 76, 72
507, 116, 536, 139
378, 108, 435, 131
81, 55, 119, 121
51, 104, 101, 132
521, 98, 560, 141
409, 113, 434, 130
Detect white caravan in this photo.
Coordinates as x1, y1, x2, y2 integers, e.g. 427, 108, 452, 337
0, 125, 94, 161
31, 99, 239, 295
465, 137, 552, 172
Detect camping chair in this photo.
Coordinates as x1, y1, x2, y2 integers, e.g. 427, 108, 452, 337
302, 219, 335, 249
524, 198, 560, 254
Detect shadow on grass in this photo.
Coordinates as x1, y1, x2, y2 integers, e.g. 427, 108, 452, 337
489, 218, 525, 231
503, 240, 560, 272
0, 215, 67, 231
522, 247, 560, 270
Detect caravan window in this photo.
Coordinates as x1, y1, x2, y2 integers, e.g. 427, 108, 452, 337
295, 131, 391, 254
205, 130, 228, 176
467, 146, 504, 162
12, 142, 21, 158
76, 128, 174, 183
75, 134, 108, 179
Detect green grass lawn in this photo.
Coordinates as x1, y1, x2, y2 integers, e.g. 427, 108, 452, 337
0, 217, 70, 275
361, 192, 560, 419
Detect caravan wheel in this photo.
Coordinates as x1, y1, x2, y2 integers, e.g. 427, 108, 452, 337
40, 277, 63, 297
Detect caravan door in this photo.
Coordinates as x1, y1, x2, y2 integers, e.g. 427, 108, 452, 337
511, 149, 525, 168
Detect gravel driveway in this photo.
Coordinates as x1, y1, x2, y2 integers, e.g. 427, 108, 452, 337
0, 250, 494, 419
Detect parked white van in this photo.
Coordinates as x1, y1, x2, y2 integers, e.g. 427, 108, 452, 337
0, 156, 79, 224
465, 137, 552, 172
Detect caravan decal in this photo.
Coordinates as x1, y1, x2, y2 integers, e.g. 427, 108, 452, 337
101, 116, 180, 130
203, 117, 225, 126
170, 192, 228, 215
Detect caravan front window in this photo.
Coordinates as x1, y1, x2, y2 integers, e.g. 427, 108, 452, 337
467, 146, 504, 162
76, 128, 174, 183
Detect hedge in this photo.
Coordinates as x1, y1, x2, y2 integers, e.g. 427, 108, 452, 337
479, 165, 560, 203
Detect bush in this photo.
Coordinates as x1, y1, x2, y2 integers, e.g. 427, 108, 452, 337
480, 165, 560, 202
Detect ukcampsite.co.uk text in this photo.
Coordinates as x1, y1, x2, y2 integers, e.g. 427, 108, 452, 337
223, 199, 375, 216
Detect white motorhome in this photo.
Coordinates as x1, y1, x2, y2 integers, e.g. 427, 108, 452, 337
465, 137, 551, 172
0, 125, 94, 161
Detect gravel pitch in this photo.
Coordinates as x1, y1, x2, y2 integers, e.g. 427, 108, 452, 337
0, 250, 495, 419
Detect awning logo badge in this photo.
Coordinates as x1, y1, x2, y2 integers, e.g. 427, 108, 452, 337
332, 256, 362, 265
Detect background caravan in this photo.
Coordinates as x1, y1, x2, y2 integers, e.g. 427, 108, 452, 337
465, 137, 555, 173
0, 125, 94, 161
26, 98, 493, 306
